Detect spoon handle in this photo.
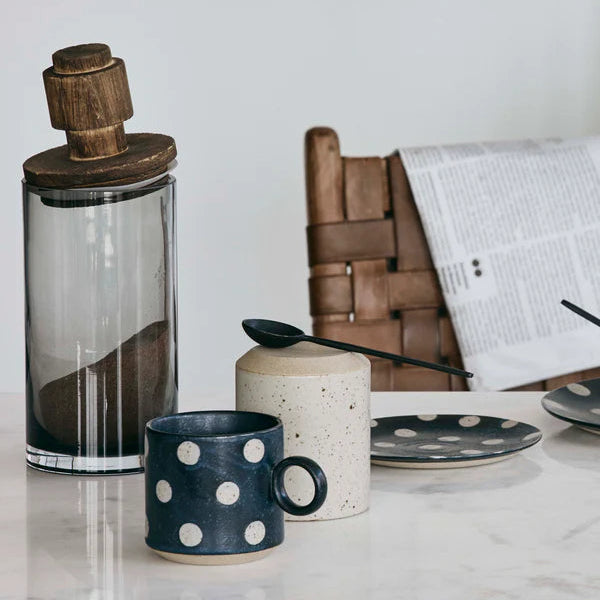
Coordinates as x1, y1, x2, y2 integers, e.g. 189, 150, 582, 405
561, 299, 600, 328
302, 335, 473, 378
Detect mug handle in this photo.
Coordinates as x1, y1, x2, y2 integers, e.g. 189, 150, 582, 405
271, 456, 328, 517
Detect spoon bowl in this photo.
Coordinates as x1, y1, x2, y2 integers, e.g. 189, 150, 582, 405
242, 319, 305, 348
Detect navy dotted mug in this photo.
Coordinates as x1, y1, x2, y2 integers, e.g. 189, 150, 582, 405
145, 410, 327, 564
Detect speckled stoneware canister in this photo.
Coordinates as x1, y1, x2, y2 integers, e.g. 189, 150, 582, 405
236, 341, 371, 521
145, 411, 327, 565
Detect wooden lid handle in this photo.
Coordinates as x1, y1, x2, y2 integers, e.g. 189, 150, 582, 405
43, 43, 133, 160
24, 42, 177, 187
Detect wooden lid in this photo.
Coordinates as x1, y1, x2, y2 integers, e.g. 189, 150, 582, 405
23, 43, 176, 188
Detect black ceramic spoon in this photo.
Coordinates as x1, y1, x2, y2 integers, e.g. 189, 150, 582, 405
561, 299, 600, 328
242, 318, 473, 378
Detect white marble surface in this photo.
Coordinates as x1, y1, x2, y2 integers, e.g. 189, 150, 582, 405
3, 391, 600, 599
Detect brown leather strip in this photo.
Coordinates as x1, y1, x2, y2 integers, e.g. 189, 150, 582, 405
313, 314, 349, 324
391, 366, 449, 391
583, 367, 600, 380
544, 373, 585, 392
352, 261, 390, 320
309, 275, 352, 316
388, 156, 433, 271
344, 157, 391, 320
371, 361, 392, 391
509, 381, 545, 392
388, 270, 443, 310
401, 308, 440, 362
439, 315, 460, 361
311, 264, 347, 279
344, 157, 389, 219
307, 219, 396, 266
314, 319, 402, 355
381, 159, 391, 213
450, 366, 469, 391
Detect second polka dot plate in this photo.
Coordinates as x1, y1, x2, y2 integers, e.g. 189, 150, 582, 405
370, 414, 542, 468
542, 378, 600, 434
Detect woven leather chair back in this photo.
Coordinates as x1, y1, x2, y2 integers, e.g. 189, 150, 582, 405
304, 127, 600, 391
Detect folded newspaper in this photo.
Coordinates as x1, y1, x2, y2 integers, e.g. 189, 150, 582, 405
400, 137, 600, 391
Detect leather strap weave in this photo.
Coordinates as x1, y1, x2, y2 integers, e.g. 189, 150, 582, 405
305, 127, 600, 391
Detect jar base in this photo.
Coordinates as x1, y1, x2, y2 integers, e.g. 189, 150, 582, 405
26, 444, 144, 475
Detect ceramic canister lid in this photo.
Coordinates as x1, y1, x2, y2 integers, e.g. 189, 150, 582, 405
236, 341, 370, 376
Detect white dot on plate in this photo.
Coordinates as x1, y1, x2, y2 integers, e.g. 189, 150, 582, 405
481, 439, 504, 446
459, 416, 480, 427
501, 420, 518, 429
177, 441, 201, 465
370, 419, 378, 427
418, 414, 438, 421
460, 449, 484, 455
590, 408, 600, 415
243, 439, 265, 463
374, 441, 396, 448
216, 481, 240, 505
394, 428, 417, 438
567, 383, 591, 396
522, 432, 540, 441
244, 521, 266, 545
179, 523, 203, 547
419, 444, 443, 450
155, 479, 172, 503
438, 436, 460, 442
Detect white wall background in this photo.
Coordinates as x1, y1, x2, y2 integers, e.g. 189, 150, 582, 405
2, 0, 600, 401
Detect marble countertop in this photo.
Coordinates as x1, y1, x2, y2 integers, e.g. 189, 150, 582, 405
2, 391, 600, 599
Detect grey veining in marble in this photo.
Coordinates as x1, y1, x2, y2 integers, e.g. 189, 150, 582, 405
2, 392, 600, 599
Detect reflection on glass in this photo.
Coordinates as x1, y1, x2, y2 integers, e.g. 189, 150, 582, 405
27, 470, 133, 599
26, 468, 290, 599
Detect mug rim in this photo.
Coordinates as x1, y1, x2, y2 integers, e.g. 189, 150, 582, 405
147, 410, 282, 439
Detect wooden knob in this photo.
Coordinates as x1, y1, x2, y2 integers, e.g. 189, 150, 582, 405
52, 43, 113, 74
43, 43, 133, 160
24, 42, 177, 188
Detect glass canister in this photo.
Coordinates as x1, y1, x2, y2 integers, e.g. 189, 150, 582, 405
22, 43, 178, 473
23, 178, 177, 473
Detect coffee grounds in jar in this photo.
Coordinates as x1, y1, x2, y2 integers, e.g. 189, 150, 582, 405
37, 320, 174, 455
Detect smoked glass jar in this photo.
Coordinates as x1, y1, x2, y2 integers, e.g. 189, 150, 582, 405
23, 176, 178, 473
22, 42, 178, 474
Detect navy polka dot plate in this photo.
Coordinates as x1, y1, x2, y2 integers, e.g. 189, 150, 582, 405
542, 378, 600, 434
370, 414, 542, 468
